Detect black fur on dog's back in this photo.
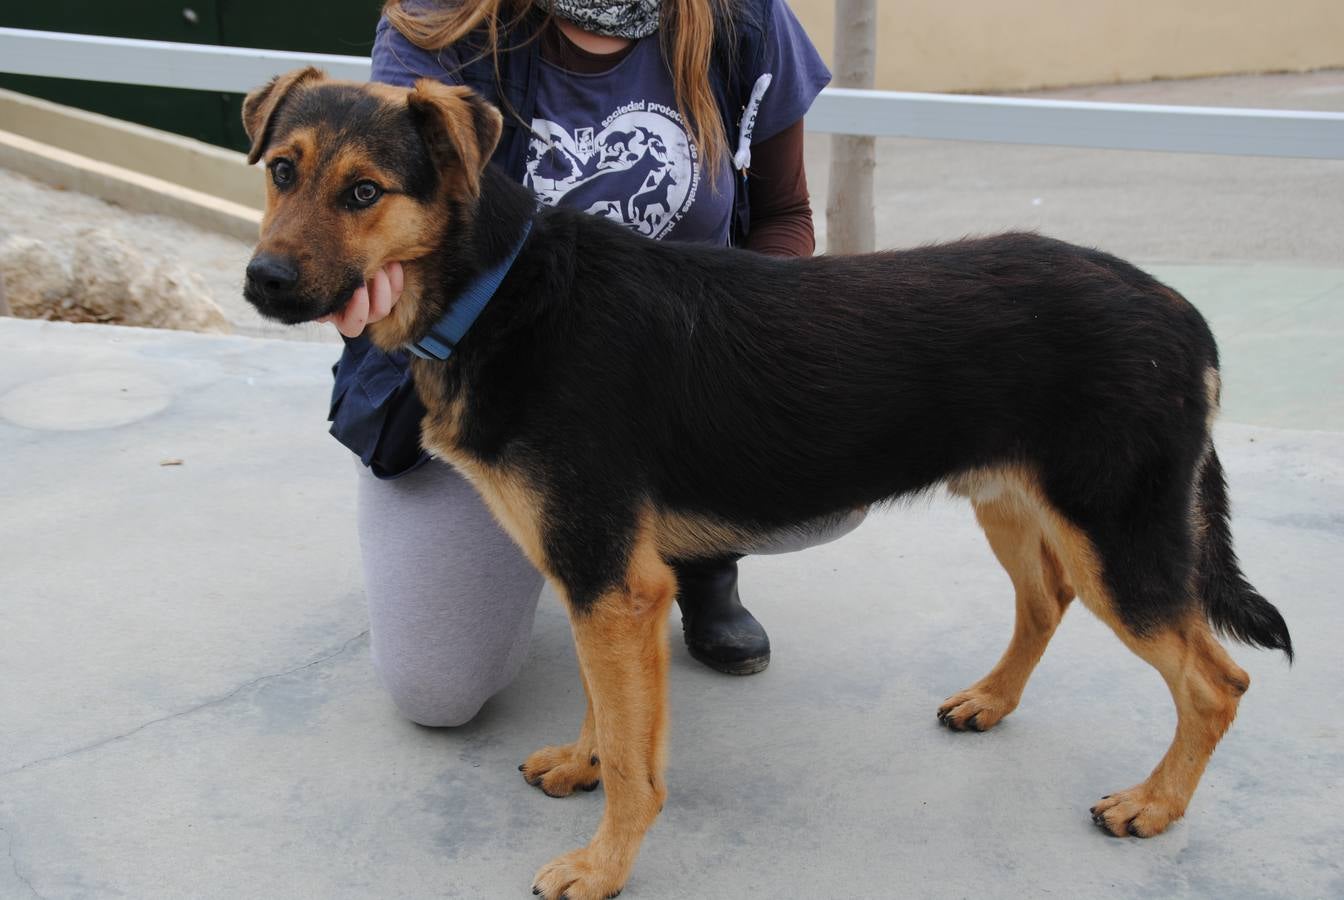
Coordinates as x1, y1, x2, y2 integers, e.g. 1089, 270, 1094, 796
416, 165, 1289, 658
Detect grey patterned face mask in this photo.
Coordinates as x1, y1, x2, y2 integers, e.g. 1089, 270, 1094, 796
535, 0, 663, 40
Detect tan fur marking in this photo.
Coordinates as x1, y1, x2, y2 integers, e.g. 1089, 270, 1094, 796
444, 451, 549, 572
352, 188, 442, 350
948, 465, 1114, 631
260, 129, 316, 170
532, 515, 675, 900
365, 260, 431, 350
361, 195, 440, 265
652, 509, 770, 561
939, 489, 1076, 731
1089, 619, 1249, 836
410, 359, 464, 445
256, 128, 319, 240
315, 143, 441, 271
946, 463, 1041, 504
949, 466, 1248, 837
404, 354, 548, 570
1203, 367, 1222, 435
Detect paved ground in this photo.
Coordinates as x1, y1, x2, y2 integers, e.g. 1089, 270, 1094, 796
1, 319, 1340, 900
2, 70, 1343, 899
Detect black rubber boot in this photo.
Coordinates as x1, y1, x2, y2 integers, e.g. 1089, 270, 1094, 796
673, 555, 771, 675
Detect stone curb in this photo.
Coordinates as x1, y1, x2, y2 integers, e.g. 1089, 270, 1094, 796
0, 86, 263, 209
0, 128, 260, 243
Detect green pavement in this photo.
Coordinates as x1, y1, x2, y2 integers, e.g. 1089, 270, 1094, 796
1148, 263, 1344, 431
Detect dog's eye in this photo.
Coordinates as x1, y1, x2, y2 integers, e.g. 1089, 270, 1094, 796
348, 181, 383, 209
271, 159, 295, 187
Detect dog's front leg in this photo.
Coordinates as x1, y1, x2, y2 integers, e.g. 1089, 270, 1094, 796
532, 534, 675, 900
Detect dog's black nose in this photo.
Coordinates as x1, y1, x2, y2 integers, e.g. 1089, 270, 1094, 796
246, 254, 299, 295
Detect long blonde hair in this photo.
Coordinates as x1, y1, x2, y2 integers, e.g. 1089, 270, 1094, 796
382, 0, 734, 174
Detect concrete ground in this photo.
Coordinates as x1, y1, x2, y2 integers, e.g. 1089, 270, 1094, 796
2, 71, 1343, 899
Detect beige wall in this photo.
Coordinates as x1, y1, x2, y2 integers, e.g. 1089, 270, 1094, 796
789, 0, 1344, 93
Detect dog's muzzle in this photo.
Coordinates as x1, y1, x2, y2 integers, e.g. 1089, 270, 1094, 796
243, 252, 326, 324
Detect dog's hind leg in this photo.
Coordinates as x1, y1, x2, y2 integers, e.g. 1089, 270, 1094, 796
939, 493, 1075, 732
531, 521, 675, 900
1046, 513, 1250, 838
520, 667, 602, 797
1083, 611, 1249, 837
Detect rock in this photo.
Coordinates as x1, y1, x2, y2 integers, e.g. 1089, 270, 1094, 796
68, 229, 143, 318
0, 235, 74, 318
0, 231, 230, 333
126, 260, 231, 334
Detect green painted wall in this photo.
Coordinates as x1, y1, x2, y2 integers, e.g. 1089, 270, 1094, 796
0, 1, 384, 150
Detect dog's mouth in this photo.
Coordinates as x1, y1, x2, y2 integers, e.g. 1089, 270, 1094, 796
243, 268, 364, 326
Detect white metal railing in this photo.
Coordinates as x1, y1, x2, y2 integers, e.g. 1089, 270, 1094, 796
2, 27, 1343, 160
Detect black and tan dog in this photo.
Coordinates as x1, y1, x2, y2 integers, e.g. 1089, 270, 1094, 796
242, 69, 1291, 899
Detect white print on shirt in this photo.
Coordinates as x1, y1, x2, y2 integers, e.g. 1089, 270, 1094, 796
733, 73, 773, 171
525, 101, 701, 240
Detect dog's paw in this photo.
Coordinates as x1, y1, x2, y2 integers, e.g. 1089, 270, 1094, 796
1090, 786, 1186, 837
520, 742, 601, 798
936, 686, 1016, 732
532, 847, 625, 900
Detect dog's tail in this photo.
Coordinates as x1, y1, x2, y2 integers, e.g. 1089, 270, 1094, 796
1195, 445, 1293, 661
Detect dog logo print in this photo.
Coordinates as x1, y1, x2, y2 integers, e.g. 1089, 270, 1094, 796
525, 102, 700, 239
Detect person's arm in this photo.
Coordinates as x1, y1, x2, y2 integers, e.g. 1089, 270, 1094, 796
733, 0, 830, 257
741, 119, 814, 258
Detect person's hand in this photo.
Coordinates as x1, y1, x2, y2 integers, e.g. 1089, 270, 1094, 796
318, 261, 405, 338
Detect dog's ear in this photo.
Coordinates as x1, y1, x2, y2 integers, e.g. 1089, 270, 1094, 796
406, 79, 504, 197
242, 66, 325, 165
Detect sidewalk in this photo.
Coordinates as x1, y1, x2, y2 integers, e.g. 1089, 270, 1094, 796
1, 310, 1340, 900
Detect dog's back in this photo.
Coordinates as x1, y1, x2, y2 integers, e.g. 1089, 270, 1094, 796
510, 223, 1208, 521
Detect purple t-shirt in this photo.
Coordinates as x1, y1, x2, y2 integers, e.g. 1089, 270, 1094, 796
370, 0, 830, 246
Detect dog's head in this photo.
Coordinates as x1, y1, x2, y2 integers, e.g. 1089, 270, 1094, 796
241, 68, 502, 325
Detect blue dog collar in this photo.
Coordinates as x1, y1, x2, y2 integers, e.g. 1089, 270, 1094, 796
407, 217, 534, 361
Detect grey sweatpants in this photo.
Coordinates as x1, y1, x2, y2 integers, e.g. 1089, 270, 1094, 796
357, 458, 864, 727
